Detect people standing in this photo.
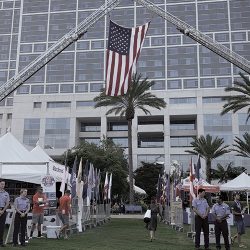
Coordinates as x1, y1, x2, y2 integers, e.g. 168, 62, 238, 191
231, 193, 247, 248
29, 187, 47, 239
0, 179, 10, 247
13, 189, 30, 247
211, 195, 230, 250
57, 190, 72, 239
192, 188, 210, 250
147, 197, 159, 242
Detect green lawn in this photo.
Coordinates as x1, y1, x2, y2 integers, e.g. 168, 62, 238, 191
3, 219, 250, 249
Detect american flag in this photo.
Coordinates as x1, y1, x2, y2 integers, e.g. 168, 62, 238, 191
189, 157, 196, 201
105, 20, 150, 96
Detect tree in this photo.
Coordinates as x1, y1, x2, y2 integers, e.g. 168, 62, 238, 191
221, 72, 250, 122
134, 162, 164, 203
232, 132, 250, 158
185, 134, 231, 183
60, 138, 129, 200
94, 73, 166, 204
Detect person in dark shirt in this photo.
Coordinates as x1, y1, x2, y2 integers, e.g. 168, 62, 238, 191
231, 193, 247, 248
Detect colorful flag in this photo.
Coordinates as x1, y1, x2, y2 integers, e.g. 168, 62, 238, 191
105, 20, 150, 96
195, 155, 201, 180
189, 157, 196, 200
103, 172, 109, 201
87, 163, 95, 200
77, 158, 83, 198
156, 174, 162, 203
70, 156, 77, 199
82, 160, 89, 200
108, 173, 112, 200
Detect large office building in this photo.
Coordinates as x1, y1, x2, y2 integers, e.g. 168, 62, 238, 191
0, 0, 250, 172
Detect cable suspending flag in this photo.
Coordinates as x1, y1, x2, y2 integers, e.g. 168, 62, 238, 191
105, 20, 150, 96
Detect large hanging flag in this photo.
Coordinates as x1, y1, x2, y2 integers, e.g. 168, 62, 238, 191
77, 158, 83, 198
189, 157, 196, 200
195, 155, 201, 180
105, 20, 150, 96
87, 163, 95, 200
70, 156, 77, 199
82, 160, 89, 200
60, 151, 69, 194
108, 173, 112, 201
103, 172, 109, 201
95, 169, 101, 201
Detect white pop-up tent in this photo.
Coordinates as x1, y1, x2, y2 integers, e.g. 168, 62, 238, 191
30, 144, 66, 182
220, 172, 250, 213
134, 185, 146, 195
0, 132, 48, 184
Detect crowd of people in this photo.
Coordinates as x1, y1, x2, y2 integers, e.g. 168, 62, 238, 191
0, 179, 72, 247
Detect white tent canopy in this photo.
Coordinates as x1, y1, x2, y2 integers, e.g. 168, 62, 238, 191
30, 144, 66, 182
0, 132, 48, 184
220, 172, 250, 191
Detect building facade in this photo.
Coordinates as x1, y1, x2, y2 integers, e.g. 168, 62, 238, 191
0, 0, 250, 172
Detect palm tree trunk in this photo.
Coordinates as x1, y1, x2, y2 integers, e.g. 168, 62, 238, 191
127, 119, 134, 204
206, 159, 212, 183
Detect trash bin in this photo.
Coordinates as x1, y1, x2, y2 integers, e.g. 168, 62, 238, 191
46, 226, 61, 239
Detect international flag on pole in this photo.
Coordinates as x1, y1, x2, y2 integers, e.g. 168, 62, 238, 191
189, 157, 196, 201
95, 169, 101, 201
82, 160, 89, 200
195, 155, 201, 180
77, 157, 83, 198
105, 20, 150, 96
108, 173, 112, 201
103, 172, 109, 201
156, 174, 162, 203
70, 156, 77, 199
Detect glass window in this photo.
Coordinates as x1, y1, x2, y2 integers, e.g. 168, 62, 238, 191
75, 83, 88, 93
7, 113, 12, 119
202, 97, 224, 103
109, 137, 128, 148
170, 137, 194, 147
46, 84, 59, 94
60, 84, 73, 93
167, 79, 182, 89
170, 120, 196, 130
80, 123, 101, 132
170, 155, 192, 171
23, 118, 40, 146
47, 102, 71, 108
6, 98, 13, 106
108, 122, 128, 131
76, 101, 95, 107
217, 78, 232, 87
34, 102, 42, 108
200, 78, 215, 88
137, 154, 165, 167
138, 135, 164, 148
90, 83, 103, 92
183, 79, 198, 89
0, 100, 5, 107
80, 137, 100, 145
170, 97, 196, 105
16, 85, 30, 94
45, 118, 70, 149
31, 85, 44, 94
151, 80, 165, 90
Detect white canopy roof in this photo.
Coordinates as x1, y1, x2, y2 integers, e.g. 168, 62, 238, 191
220, 172, 250, 191
0, 132, 48, 184
30, 144, 66, 182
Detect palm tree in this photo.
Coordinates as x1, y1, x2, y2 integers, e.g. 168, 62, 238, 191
93, 73, 166, 204
232, 132, 250, 158
211, 162, 234, 183
185, 134, 231, 183
221, 72, 250, 121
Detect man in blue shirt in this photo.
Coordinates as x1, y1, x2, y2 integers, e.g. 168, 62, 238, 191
211, 195, 230, 250
192, 188, 210, 250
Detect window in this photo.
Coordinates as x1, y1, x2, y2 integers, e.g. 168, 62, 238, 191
170, 120, 196, 130
80, 138, 100, 145
138, 135, 164, 148
46, 84, 59, 94
60, 84, 73, 93
80, 123, 101, 132
170, 97, 196, 104
76, 101, 95, 107
45, 118, 70, 149
7, 113, 12, 119
17, 85, 30, 94
75, 83, 88, 93
6, 98, 13, 106
202, 97, 224, 103
108, 122, 128, 131
23, 118, 40, 146
34, 102, 42, 108
31, 85, 44, 94
137, 154, 164, 167
109, 137, 128, 148
167, 80, 182, 89
170, 137, 194, 147
200, 78, 215, 88
183, 79, 198, 89
47, 102, 71, 108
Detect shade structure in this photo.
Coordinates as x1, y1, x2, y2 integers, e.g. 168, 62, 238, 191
180, 177, 220, 193
220, 172, 250, 191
